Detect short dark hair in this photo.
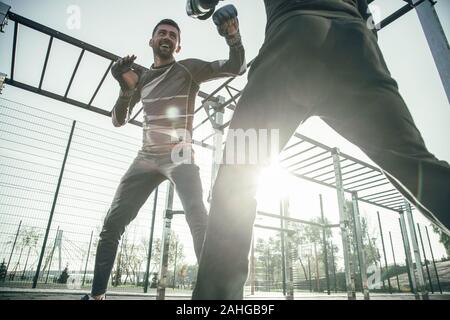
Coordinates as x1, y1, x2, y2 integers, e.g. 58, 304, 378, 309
152, 19, 181, 42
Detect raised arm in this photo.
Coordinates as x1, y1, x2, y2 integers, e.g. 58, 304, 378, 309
192, 5, 246, 83
110, 55, 141, 127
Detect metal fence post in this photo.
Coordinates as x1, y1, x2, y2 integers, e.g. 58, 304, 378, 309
157, 183, 175, 300
399, 215, 417, 296
81, 230, 93, 288
388, 231, 401, 292
280, 200, 287, 296
329, 240, 337, 293
425, 226, 442, 294
144, 187, 159, 293
320, 195, 330, 295
404, 201, 429, 300
351, 192, 369, 300
416, 223, 433, 293
377, 211, 392, 293
331, 148, 355, 299
33, 120, 76, 288
282, 198, 294, 300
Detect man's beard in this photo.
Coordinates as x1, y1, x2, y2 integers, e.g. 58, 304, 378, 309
154, 42, 175, 60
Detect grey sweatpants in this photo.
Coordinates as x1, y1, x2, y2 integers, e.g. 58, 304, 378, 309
91, 151, 208, 296
193, 14, 450, 300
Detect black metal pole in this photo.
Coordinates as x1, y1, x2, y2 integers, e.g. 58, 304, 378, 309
144, 187, 159, 293
377, 212, 392, 293
388, 231, 401, 292
417, 224, 434, 293
425, 226, 442, 294
82, 230, 93, 287
320, 195, 330, 295
33, 120, 76, 288
350, 198, 363, 294
5, 220, 22, 278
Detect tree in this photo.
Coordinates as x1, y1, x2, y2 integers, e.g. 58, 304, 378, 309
151, 232, 185, 272
254, 237, 283, 291
8, 227, 42, 280
432, 225, 450, 257
291, 216, 334, 288
0, 260, 6, 281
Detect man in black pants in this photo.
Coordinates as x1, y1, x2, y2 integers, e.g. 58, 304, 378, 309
84, 9, 246, 300
190, 0, 450, 300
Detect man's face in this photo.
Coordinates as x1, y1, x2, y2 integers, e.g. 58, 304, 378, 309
151, 24, 180, 59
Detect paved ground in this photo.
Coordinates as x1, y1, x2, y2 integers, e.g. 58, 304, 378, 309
1, 288, 449, 300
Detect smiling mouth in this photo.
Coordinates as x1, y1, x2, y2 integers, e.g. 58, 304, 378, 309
160, 44, 171, 50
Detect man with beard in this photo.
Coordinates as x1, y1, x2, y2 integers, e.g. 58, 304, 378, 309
189, 0, 450, 299
83, 11, 246, 300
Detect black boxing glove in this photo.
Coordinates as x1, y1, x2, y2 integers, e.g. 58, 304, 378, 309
111, 55, 136, 91
213, 5, 241, 47
199, 0, 220, 9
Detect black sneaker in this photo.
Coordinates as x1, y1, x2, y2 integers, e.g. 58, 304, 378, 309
81, 294, 106, 300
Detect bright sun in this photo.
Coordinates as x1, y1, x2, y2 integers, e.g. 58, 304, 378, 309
256, 162, 295, 203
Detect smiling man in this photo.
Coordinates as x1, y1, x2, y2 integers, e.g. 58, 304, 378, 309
83, 11, 246, 300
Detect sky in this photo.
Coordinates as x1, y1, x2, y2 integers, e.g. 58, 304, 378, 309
0, 0, 449, 273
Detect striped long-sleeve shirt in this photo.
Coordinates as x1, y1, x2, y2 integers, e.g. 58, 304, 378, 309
112, 42, 246, 153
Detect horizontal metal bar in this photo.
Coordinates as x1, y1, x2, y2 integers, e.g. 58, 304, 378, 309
344, 175, 385, 189
293, 159, 332, 177
379, 198, 406, 207
362, 189, 398, 201
254, 224, 292, 233
353, 181, 391, 192
39, 36, 53, 90
193, 115, 212, 131
282, 140, 305, 153
323, 165, 369, 184
375, 195, 404, 205
226, 84, 240, 93
8, 11, 212, 103
344, 172, 380, 188
201, 131, 216, 143
257, 211, 324, 228
294, 133, 333, 153
284, 146, 318, 167
218, 120, 231, 131
312, 161, 356, 180
286, 150, 329, 170
377, 0, 426, 30
7, 78, 112, 117
341, 169, 380, 183
288, 170, 401, 213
